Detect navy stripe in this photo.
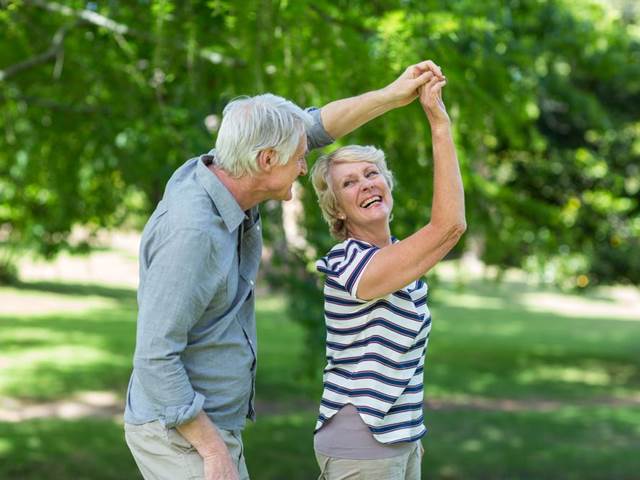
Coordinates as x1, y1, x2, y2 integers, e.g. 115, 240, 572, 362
325, 278, 347, 292
326, 248, 346, 259
328, 336, 414, 354
323, 248, 359, 277
324, 294, 364, 307
327, 335, 427, 355
325, 299, 424, 322
392, 290, 413, 301
420, 317, 432, 330
319, 398, 344, 411
384, 428, 427, 444
404, 384, 423, 393
328, 352, 421, 370
318, 402, 390, 421
326, 317, 421, 338
388, 401, 423, 414
369, 415, 424, 434
407, 280, 425, 293
317, 265, 333, 275
328, 368, 411, 388
323, 381, 397, 403
345, 247, 378, 293
354, 404, 386, 418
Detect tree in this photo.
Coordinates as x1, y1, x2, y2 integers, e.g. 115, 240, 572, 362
1, 0, 638, 362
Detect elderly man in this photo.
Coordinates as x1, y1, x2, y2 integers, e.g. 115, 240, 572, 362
124, 60, 442, 480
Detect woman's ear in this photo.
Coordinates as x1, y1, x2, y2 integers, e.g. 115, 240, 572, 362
257, 149, 276, 173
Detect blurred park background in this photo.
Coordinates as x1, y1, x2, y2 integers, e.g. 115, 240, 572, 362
1, 0, 639, 479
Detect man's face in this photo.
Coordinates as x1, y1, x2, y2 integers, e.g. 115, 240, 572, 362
266, 133, 308, 201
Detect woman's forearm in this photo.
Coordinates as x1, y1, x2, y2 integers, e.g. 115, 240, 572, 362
428, 122, 466, 231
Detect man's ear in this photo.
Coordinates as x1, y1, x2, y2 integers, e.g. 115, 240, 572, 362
257, 149, 277, 173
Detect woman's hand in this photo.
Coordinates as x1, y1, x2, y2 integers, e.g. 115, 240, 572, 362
419, 72, 450, 130
379, 60, 444, 107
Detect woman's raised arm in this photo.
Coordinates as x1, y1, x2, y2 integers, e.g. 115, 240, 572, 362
356, 75, 466, 300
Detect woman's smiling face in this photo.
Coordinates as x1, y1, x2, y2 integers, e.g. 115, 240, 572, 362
330, 160, 393, 235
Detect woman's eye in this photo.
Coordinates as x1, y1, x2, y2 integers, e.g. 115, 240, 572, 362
367, 171, 379, 177
343, 181, 353, 187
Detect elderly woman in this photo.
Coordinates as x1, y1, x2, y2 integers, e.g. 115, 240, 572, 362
309, 70, 465, 479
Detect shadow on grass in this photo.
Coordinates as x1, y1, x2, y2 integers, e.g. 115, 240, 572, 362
0, 418, 139, 480
11, 280, 137, 304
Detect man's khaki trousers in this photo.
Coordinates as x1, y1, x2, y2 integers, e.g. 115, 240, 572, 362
125, 420, 249, 480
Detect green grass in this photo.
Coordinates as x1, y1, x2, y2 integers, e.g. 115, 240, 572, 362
0, 419, 139, 480
1, 277, 639, 479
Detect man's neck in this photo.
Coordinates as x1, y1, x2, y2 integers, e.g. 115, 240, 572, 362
208, 164, 266, 211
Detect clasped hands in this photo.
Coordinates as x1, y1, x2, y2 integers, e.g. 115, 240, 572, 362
382, 59, 450, 127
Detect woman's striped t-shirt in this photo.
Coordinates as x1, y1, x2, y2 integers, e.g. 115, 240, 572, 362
315, 237, 431, 444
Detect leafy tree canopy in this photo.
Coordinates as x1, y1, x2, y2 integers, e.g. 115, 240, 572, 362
1, 0, 639, 293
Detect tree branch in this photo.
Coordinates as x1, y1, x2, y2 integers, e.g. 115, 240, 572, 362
1, 1, 244, 82
27, 0, 130, 35
25, 0, 241, 67
0, 20, 78, 82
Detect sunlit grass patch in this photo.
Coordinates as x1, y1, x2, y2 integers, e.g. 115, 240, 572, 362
0, 418, 138, 480
0, 287, 117, 316
0, 302, 136, 400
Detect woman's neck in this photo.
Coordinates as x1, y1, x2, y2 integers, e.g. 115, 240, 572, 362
347, 221, 392, 248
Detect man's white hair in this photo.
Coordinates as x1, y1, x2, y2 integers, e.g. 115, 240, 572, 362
214, 94, 313, 177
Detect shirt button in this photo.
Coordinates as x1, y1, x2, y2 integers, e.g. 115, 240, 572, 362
250, 280, 254, 286
256, 226, 260, 231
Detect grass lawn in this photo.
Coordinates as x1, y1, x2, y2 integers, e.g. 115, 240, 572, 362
1, 274, 639, 479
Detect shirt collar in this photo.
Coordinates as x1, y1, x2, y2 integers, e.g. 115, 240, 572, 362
196, 152, 246, 233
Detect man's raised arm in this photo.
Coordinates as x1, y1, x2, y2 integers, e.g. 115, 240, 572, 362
319, 60, 444, 139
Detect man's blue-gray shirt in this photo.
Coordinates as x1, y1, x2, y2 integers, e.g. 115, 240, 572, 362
124, 108, 333, 430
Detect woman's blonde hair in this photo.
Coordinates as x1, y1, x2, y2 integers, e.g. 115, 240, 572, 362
310, 145, 394, 241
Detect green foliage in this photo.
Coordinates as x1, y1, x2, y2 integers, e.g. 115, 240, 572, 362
1, 1, 638, 315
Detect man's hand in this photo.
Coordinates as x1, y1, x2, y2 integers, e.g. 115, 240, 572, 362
319, 59, 445, 139
203, 453, 240, 480
380, 60, 445, 108
177, 411, 239, 480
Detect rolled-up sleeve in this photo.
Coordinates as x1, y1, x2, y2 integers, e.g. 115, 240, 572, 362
305, 107, 334, 151
133, 228, 221, 428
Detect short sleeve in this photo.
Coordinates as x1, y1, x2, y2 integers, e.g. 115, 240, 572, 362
316, 240, 379, 299
305, 107, 334, 151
